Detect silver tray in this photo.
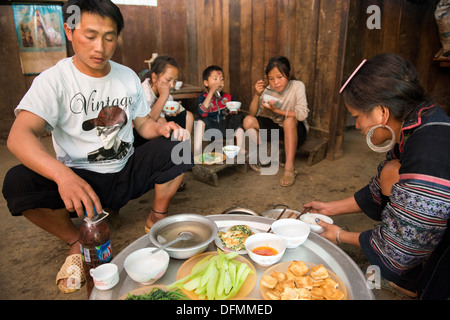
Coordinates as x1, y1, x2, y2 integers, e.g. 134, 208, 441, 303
90, 214, 374, 300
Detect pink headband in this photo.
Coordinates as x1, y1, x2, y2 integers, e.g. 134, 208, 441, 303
339, 59, 367, 93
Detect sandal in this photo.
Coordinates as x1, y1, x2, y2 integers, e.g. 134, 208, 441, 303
380, 278, 417, 299
177, 181, 187, 192
280, 168, 297, 187
56, 254, 86, 293
145, 207, 168, 233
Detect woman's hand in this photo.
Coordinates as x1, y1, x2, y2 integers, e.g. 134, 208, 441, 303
315, 219, 341, 245
303, 201, 333, 216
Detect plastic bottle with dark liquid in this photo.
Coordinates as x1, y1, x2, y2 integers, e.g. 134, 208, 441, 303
79, 209, 113, 297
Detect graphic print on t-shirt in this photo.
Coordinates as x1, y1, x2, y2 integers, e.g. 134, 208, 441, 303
82, 106, 131, 162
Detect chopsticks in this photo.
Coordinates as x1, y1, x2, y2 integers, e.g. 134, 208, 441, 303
297, 206, 311, 220
267, 206, 311, 233
267, 208, 287, 233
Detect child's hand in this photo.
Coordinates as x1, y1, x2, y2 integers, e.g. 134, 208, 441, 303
210, 82, 221, 93
261, 100, 277, 111
254, 79, 266, 96
156, 78, 171, 98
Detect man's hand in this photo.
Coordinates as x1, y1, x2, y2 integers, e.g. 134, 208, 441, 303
158, 121, 190, 141
56, 171, 102, 219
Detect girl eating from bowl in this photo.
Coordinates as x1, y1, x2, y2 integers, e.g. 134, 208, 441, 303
136, 55, 194, 147
243, 56, 309, 187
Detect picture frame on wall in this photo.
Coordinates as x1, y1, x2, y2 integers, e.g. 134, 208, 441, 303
12, 3, 67, 75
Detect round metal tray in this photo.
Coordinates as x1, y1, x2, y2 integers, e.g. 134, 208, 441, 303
90, 214, 374, 300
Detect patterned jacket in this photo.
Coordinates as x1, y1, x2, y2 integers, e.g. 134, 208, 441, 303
356, 103, 450, 275
197, 92, 232, 122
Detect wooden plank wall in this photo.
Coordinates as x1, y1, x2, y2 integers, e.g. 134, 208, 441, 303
113, 0, 351, 159
4, 1, 447, 158
344, 0, 450, 118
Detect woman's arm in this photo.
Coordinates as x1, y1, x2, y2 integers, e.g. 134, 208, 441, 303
303, 196, 362, 216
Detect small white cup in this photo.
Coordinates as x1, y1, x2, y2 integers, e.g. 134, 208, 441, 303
90, 263, 119, 290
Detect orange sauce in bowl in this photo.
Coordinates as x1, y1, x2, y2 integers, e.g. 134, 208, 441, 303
252, 246, 278, 256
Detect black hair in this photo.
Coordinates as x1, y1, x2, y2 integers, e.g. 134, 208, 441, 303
265, 56, 295, 80
202, 65, 224, 82
144, 55, 179, 84
341, 53, 427, 120
63, 0, 124, 35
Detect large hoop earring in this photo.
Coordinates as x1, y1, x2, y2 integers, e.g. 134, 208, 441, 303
366, 125, 396, 153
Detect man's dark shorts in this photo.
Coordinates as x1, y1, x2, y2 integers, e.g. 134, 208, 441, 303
2, 136, 194, 218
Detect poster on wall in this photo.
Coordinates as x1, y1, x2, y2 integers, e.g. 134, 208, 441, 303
12, 4, 67, 75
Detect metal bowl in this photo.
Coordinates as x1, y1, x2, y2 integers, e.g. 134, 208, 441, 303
148, 214, 218, 259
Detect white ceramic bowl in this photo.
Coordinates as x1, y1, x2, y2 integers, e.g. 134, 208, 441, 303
271, 219, 310, 249
300, 213, 334, 234
263, 94, 279, 105
226, 101, 241, 112
245, 233, 286, 267
163, 101, 180, 114
124, 248, 170, 285
222, 145, 240, 158
175, 81, 183, 90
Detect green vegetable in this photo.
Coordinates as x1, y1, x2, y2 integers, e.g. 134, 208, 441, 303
125, 287, 189, 300
167, 249, 253, 300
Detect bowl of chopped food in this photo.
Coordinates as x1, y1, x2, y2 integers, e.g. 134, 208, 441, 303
215, 225, 257, 254
222, 145, 240, 158
244, 233, 286, 267
124, 248, 170, 285
163, 101, 180, 114
226, 101, 241, 112
300, 213, 334, 234
271, 218, 310, 248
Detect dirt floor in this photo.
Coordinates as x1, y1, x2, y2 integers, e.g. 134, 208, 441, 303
0, 128, 411, 300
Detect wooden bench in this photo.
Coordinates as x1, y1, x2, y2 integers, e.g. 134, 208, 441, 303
192, 159, 247, 187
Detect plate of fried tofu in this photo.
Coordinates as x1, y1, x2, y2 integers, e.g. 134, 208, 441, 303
259, 260, 347, 300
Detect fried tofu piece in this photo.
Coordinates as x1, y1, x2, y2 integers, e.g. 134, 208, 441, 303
323, 287, 345, 300
260, 275, 278, 289
279, 279, 296, 291
311, 287, 324, 300
288, 261, 309, 277
312, 279, 327, 287
281, 287, 299, 300
310, 264, 329, 281
323, 277, 339, 289
266, 291, 281, 300
285, 270, 297, 280
294, 276, 313, 289
296, 287, 312, 300
270, 271, 287, 282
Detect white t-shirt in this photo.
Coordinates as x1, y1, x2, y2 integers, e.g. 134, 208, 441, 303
15, 57, 150, 173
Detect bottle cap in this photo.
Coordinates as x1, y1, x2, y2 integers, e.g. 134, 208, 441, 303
84, 208, 109, 224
